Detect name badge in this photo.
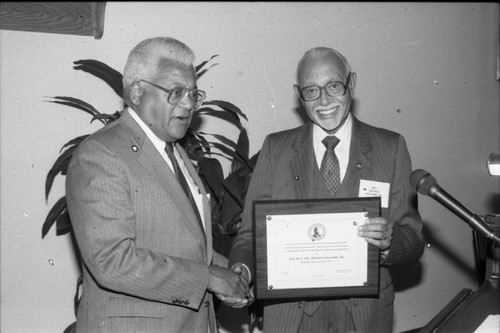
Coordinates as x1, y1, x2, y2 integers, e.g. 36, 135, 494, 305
359, 179, 390, 208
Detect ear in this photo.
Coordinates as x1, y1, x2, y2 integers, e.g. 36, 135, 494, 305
130, 82, 143, 105
293, 84, 303, 102
348, 72, 357, 94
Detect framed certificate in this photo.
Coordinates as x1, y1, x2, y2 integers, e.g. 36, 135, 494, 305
253, 197, 381, 300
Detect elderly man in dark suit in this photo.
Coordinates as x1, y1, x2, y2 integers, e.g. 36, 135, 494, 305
229, 47, 425, 332
66, 37, 250, 333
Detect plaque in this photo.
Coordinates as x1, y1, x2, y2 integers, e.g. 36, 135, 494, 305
253, 197, 381, 299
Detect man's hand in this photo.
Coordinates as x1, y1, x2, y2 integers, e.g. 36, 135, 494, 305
216, 263, 254, 308
208, 265, 249, 306
230, 263, 250, 284
357, 215, 394, 251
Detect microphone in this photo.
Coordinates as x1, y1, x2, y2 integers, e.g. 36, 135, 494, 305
410, 169, 500, 245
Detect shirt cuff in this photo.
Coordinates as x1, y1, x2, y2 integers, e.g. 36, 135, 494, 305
240, 263, 252, 283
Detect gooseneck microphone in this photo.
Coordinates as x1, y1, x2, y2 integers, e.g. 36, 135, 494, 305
410, 169, 500, 245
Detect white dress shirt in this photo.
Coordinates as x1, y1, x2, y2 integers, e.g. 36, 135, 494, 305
312, 112, 353, 181
127, 107, 205, 228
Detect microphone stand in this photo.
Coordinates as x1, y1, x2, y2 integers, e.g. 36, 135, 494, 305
481, 214, 500, 288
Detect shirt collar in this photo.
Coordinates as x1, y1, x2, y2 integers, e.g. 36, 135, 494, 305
313, 112, 353, 144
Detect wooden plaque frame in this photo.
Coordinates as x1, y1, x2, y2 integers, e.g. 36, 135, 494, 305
253, 197, 381, 300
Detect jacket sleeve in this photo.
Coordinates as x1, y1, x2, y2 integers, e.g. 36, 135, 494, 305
229, 136, 274, 278
384, 135, 425, 265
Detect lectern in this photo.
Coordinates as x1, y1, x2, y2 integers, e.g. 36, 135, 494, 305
418, 215, 500, 333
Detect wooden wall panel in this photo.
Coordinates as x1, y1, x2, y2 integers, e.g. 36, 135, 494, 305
0, 2, 106, 39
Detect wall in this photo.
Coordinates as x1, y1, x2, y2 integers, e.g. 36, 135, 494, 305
1, 2, 499, 332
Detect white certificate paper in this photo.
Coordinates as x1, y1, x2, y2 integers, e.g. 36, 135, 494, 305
266, 212, 367, 290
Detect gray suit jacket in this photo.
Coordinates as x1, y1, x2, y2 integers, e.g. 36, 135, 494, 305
230, 117, 425, 332
67, 110, 226, 333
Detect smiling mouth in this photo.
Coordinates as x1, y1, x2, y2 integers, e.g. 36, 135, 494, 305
317, 105, 339, 115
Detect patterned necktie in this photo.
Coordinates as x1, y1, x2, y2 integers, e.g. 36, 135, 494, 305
165, 142, 203, 229
320, 136, 341, 196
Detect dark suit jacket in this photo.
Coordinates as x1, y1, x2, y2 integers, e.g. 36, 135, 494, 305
66, 110, 227, 333
230, 116, 425, 332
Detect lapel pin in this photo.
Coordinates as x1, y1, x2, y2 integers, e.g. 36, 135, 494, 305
357, 163, 362, 169
294, 175, 300, 180
131, 145, 138, 152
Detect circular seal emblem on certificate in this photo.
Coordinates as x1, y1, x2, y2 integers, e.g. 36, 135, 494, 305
308, 223, 326, 241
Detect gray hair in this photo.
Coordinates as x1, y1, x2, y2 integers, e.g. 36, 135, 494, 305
123, 37, 195, 104
296, 47, 351, 80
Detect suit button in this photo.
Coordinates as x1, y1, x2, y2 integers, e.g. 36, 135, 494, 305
298, 302, 304, 308
184, 300, 190, 305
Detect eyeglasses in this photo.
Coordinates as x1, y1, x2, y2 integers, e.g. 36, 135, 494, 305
295, 73, 352, 102
138, 79, 206, 108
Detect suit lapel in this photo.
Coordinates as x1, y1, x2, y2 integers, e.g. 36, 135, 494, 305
177, 144, 213, 264
120, 111, 208, 256
335, 117, 373, 198
290, 123, 316, 199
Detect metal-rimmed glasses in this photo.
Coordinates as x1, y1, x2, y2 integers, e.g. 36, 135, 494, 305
139, 79, 206, 108
295, 72, 352, 102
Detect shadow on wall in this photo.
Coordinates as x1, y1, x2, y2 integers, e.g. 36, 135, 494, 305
486, 194, 500, 215
390, 221, 479, 292
421, 222, 476, 281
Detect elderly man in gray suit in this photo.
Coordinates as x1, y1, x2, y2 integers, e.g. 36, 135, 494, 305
66, 37, 250, 333
230, 47, 425, 332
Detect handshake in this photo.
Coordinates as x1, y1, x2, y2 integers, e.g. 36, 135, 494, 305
208, 263, 255, 308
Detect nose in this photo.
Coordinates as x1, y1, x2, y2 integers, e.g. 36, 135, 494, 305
318, 87, 331, 105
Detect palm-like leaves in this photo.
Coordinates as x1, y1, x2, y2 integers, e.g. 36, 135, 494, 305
43, 57, 256, 238
73, 59, 124, 98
